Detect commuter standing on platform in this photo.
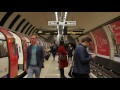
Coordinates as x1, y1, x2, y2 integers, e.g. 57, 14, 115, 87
67, 44, 74, 64
73, 37, 96, 78
50, 41, 57, 61
58, 40, 68, 78
26, 34, 44, 78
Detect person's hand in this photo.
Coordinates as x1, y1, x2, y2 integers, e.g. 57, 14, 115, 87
91, 54, 96, 59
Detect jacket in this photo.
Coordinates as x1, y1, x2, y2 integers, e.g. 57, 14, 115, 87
73, 44, 92, 74
58, 46, 68, 68
27, 44, 44, 68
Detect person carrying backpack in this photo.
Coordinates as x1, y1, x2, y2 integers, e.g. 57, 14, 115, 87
50, 42, 57, 61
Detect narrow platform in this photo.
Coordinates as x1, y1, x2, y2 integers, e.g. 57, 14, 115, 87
24, 54, 97, 78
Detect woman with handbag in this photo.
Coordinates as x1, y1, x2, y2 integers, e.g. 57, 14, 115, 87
58, 40, 68, 78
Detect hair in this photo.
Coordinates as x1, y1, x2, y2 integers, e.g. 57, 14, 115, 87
81, 37, 92, 43
31, 34, 37, 38
59, 40, 65, 46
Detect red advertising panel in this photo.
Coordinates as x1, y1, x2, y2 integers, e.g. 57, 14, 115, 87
92, 28, 110, 56
85, 33, 96, 53
110, 20, 120, 45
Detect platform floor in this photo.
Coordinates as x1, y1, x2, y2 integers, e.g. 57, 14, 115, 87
24, 54, 97, 78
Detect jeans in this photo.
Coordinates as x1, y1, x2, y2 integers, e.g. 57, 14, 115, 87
28, 65, 41, 78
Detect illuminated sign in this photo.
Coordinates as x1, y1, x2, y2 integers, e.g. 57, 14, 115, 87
48, 21, 76, 26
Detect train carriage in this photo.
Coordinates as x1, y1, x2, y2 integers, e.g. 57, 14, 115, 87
0, 28, 18, 78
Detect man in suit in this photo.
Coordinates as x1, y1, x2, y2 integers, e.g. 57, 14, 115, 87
27, 34, 44, 78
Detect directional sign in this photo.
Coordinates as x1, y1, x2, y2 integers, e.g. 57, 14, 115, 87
48, 21, 58, 26
64, 21, 76, 26
48, 21, 76, 26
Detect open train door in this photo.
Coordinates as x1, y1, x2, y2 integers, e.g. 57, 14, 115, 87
15, 33, 27, 71
9, 31, 24, 75
0, 28, 18, 78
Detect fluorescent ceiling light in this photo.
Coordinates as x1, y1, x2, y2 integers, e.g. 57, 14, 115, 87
38, 31, 42, 33
45, 33, 50, 35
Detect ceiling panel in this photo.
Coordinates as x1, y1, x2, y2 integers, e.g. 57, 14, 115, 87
16, 12, 120, 31
17, 12, 56, 30
13, 12, 120, 39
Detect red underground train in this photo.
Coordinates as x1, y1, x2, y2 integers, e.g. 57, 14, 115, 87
0, 27, 31, 78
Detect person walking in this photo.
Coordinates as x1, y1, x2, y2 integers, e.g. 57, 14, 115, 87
58, 40, 68, 78
26, 34, 44, 78
50, 42, 57, 61
67, 44, 74, 64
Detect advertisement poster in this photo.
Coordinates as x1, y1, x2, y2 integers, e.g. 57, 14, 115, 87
85, 33, 96, 53
92, 28, 110, 56
110, 20, 120, 45
110, 20, 120, 57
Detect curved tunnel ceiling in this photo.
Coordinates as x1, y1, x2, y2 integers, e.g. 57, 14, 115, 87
0, 12, 120, 39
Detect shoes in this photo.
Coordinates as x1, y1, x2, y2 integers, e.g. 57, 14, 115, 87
60, 75, 67, 78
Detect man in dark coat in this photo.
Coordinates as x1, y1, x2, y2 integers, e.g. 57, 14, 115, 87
27, 34, 44, 78
73, 37, 96, 78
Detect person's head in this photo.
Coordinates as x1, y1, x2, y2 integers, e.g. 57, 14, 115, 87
81, 37, 92, 47
68, 44, 71, 47
30, 34, 37, 45
53, 40, 56, 44
59, 40, 64, 46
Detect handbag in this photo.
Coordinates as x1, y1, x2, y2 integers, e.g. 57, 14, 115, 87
59, 54, 66, 61
45, 54, 50, 60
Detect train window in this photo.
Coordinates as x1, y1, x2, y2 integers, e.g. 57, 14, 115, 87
22, 41, 27, 54
24, 42, 27, 52
11, 39, 17, 55
0, 40, 8, 58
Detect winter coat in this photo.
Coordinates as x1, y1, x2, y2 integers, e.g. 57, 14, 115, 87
58, 46, 68, 68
